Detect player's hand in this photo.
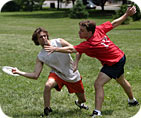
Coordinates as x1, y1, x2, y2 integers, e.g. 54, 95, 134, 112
73, 61, 78, 72
44, 45, 55, 55
12, 68, 20, 74
126, 6, 136, 16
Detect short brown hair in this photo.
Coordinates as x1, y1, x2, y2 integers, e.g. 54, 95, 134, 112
79, 20, 96, 34
32, 27, 49, 45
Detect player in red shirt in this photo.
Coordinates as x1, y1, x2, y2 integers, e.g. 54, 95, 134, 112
44, 6, 139, 117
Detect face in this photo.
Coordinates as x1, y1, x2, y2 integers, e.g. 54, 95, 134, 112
79, 26, 92, 40
37, 31, 50, 46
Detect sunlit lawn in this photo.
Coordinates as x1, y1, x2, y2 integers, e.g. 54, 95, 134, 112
0, 10, 140, 118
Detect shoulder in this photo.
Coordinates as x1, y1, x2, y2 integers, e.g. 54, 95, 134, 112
50, 38, 62, 47
97, 21, 112, 28
50, 38, 62, 43
96, 21, 113, 33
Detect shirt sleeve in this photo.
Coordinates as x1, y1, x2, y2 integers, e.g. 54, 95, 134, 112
74, 41, 90, 54
97, 21, 113, 34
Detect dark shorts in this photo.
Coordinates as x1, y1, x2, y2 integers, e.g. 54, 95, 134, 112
100, 55, 126, 79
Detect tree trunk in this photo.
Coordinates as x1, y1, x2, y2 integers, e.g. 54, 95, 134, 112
122, 0, 127, 4
82, 0, 87, 5
101, 0, 107, 11
72, 0, 75, 6
57, 0, 59, 9
101, 4, 104, 11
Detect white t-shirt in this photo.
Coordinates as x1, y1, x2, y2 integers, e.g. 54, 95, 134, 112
37, 38, 81, 82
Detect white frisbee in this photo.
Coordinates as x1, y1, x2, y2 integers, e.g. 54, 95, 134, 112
2, 66, 19, 76
0, 106, 12, 118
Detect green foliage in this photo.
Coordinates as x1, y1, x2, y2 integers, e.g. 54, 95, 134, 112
69, 0, 89, 19
131, 4, 141, 21
113, 4, 131, 25
14, 0, 44, 11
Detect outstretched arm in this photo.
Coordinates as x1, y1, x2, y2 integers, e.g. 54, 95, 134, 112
44, 38, 77, 53
12, 58, 43, 80
111, 6, 136, 28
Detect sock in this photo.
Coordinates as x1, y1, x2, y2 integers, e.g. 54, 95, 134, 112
94, 109, 101, 115
128, 98, 136, 103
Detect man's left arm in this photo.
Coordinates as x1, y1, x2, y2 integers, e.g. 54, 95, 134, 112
111, 6, 136, 28
44, 38, 77, 53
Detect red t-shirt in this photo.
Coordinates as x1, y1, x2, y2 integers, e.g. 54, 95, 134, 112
74, 21, 124, 66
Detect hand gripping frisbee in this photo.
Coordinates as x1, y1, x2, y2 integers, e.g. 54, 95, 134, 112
2, 66, 19, 76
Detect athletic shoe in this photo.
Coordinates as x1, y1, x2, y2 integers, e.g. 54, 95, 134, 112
128, 100, 139, 106
90, 110, 102, 118
41, 107, 53, 117
75, 100, 89, 110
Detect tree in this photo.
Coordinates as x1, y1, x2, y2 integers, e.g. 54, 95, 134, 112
65, 0, 76, 7
122, 0, 127, 4
69, 0, 89, 18
14, 0, 44, 11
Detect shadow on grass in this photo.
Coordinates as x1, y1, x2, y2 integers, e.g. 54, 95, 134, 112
1, 9, 115, 19
102, 109, 114, 115
2, 11, 69, 19
12, 108, 88, 118
51, 108, 88, 117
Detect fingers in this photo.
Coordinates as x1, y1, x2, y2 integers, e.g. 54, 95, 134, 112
44, 45, 51, 51
12, 68, 19, 74
44, 45, 55, 55
12, 69, 16, 73
132, 6, 136, 13
130, 6, 136, 12
131, 6, 136, 12
127, 6, 136, 16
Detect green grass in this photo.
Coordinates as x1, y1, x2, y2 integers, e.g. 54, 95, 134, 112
0, 10, 141, 118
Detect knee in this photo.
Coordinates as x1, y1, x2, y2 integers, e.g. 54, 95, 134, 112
44, 82, 52, 91
118, 79, 132, 88
94, 80, 103, 90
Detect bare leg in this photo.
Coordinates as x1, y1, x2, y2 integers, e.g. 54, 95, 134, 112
116, 74, 134, 99
75, 92, 88, 110
44, 79, 57, 108
94, 72, 111, 111
75, 93, 86, 104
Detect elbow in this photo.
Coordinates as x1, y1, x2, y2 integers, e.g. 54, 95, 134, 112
33, 74, 39, 80
111, 22, 116, 28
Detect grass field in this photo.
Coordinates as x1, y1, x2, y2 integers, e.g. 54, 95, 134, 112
0, 10, 141, 118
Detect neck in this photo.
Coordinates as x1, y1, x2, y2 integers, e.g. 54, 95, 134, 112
86, 34, 93, 40
42, 41, 51, 48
